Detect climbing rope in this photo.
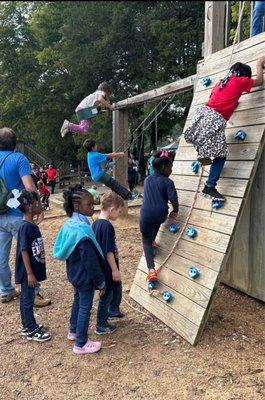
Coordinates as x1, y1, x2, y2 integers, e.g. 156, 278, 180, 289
156, 167, 204, 274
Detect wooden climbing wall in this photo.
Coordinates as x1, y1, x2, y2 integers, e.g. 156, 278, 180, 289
130, 33, 265, 345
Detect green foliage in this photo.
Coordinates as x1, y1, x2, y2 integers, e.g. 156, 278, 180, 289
230, 1, 251, 44
0, 1, 204, 164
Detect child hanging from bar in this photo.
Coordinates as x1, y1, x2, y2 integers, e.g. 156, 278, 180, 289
84, 139, 133, 201
60, 82, 115, 138
184, 56, 265, 200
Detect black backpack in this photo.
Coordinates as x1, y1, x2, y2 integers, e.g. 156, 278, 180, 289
0, 153, 12, 214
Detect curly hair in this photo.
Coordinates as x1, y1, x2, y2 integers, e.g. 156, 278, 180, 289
63, 184, 92, 217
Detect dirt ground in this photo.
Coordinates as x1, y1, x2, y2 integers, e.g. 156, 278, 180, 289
0, 207, 264, 400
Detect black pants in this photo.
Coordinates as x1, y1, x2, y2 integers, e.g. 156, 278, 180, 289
99, 173, 131, 200
128, 181, 135, 192
140, 219, 161, 269
49, 180, 56, 194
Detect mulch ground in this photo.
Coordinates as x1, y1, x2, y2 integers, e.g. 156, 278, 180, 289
0, 208, 264, 400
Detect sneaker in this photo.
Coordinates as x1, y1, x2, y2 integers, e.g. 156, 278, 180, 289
67, 332, 77, 341
60, 119, 69, 138
21, 324, 44, 337
95, 323, 117, 335
26, 326, 51, 342
202, 185, 225, 200
108, 311, 125, 319
1, 288, 20, 303
73, 340, 101, 355
34, 293, 51, 308
197, 157, 212, 166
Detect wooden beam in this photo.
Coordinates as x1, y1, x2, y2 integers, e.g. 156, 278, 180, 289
116, 75, 196, 109
112, 109, 128, 187
204, 1, 226, 57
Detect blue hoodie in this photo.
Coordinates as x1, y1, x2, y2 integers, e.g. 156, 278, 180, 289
53, 213, 107, 290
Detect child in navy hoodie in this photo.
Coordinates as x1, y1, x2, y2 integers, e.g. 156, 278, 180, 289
53, 184, 109, 355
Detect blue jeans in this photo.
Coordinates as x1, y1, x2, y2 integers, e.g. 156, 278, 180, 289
69, 286, 94, 347
97, 289, 113, 327
20, 273, 37, 332
0, 214, 41, 296
252, 1, 265, 36
109, 282, 122, 313
206, 157, 226, 188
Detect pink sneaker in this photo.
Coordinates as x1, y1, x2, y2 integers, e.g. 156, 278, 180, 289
67, 332, 76, 341
73, 340, 101, 355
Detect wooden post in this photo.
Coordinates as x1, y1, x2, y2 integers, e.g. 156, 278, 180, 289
204, 1, 226, 57
112, 109, 128, 188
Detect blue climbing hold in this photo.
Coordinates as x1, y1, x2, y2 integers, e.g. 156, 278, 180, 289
191, 161, 200, 174
188, 267, 200, 279
148, 281, 157, 291
162, 291, 173, 303
212, 199, 225, 209
186, 227, 197, 238
169, 223, 180, 234
201, 76, 211, 87
234, 130, 247, 141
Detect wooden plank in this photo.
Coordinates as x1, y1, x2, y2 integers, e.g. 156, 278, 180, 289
130, 283, 198, 344
158, 223, 230, 254
185, 107, 265, 128
204, 1, 225, 57
197, 34, 265, 78
175, 143, 260, 162
113, 110, 128, 187
150, 251, 219, 290
176, 206, 236, 235
189, 88, 265, 116
172, 160, 254, 179
116, 75, 196, 108
177, 190, 243, 217
172, 175, 248, 198
179, 125, 265, 147
135, 268, 207, 322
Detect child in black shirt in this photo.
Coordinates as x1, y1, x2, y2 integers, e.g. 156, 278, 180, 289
92, 193, 125, 335
14, 190, 51, 342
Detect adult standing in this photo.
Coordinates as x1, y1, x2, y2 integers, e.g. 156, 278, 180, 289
45, 164, 58, 194
0, 128, 51, 306
251, 1, 265, 36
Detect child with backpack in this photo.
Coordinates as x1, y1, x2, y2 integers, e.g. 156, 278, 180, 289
53, 185, 109, 355
184, 56, 265, 200
60, 82, 115, 138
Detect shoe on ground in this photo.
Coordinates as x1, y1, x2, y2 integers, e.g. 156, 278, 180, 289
202, 185, 225, 200
108, 311, 125, 319
1, 288, 20, 303
21, 324, 43, 337
60, 119, 69, 138
95, 322, 117, 335
26, 326, 51, 342
73, 339, 101, 355
197, 157, 212, 166
67, 331, 77, 341
34, 293, 51, 308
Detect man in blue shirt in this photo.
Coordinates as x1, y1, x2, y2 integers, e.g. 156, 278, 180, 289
252, 1, 265, 36
84, 139, 133, 200
0, 127, 51, 306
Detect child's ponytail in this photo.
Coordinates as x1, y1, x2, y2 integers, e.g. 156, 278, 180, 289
63, 184, 88, 217
219, 62, 252, 89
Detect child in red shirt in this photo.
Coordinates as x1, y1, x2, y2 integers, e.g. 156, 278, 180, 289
184, 56, 265, 200
38, 181, 50, 211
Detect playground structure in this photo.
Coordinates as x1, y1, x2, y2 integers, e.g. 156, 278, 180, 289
113, 2, 265, 345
